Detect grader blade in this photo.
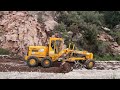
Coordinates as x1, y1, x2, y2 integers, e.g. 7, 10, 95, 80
73, 61, 83, 69
60, 62, 73, 73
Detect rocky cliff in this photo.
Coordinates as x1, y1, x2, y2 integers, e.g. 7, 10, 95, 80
0, 11, 58, 56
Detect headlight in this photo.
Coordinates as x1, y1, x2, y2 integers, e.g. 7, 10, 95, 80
32, 52, 35, 54
39, 49, 44, 52
86, 53, 90, 55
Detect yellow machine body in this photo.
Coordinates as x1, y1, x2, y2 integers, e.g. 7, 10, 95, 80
25, 37, 94, 67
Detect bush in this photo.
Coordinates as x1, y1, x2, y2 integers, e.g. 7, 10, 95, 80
77, 11, 104, 26
114, 32, 120, 45
83, 24, 98, 44
94, 54, 120, 61
53, 22, 68, 39
56, 11, 104, 53
96, 41, 111, 56
57, 11, 81, 26
54, 22, 66, 32
114, 55, 120, 61
109, 31, 120, 45
57, 11, 104, 27
104, 11, 120, 28
0, 48, 9, 55
55, 11, 120, 60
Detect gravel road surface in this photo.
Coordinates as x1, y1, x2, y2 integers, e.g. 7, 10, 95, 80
0, 58, 120, 79
0, 70, 120, 79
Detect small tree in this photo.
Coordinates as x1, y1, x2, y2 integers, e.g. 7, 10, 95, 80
83, 24, 98, 44
96, 41, 110, 56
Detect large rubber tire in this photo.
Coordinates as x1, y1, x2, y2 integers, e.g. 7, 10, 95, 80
41, 57, 52, 68
85, 60, 95, 69
27, 56, 39, 67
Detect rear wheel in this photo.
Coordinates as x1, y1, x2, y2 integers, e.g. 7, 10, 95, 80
27, 56, 39, 67
41, 57, 52, 68
85, 60, 95, 69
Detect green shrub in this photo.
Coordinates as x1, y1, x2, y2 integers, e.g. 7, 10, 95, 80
109, 31, 120, 45
55, 11, 120, 60
0, 48, 10, 55
94, 54, 120, 61
102, 54, 113, 61
77, 11, 104, 25
114, 32, 120, 45
83, 24, 98, 44
96, 41, 110, 56
113, 55, 120, 61
57, 11, 81, 26
54, 22, 66, 32
104, 11, 120, 28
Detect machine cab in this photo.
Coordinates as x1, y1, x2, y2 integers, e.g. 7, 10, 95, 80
49, 37, 63, 59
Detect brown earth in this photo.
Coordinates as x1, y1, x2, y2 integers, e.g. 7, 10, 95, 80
0, 58, 73, 73
0, 58, 120, 73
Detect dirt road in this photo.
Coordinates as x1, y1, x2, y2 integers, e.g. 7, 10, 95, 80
0, 58, 120, 79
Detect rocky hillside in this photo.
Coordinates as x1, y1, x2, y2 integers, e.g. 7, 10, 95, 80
0, 11, 58, 56
0, 11, 120, 60
97, 30, 120, 55
52, 11, 120, 60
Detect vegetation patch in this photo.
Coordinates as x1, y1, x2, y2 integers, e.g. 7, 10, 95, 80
0, 48, 10, 55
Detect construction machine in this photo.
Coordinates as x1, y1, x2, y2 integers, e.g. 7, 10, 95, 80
24, 37, 95, 69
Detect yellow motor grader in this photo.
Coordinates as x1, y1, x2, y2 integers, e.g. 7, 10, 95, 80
24, 37, 95, 69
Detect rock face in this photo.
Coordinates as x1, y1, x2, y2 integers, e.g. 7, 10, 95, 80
0, 11, 58, 56
97, 31, 120, 55
27, 11, 58, 32
97, 31, 114, 42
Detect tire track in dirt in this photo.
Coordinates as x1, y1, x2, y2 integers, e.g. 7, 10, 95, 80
0, 58, 120, 73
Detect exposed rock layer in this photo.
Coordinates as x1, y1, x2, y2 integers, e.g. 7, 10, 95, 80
0, 11, 58, 56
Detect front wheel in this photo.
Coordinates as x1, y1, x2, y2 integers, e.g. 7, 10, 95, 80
85, 60, 95, 69
27, 56, 39, 67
